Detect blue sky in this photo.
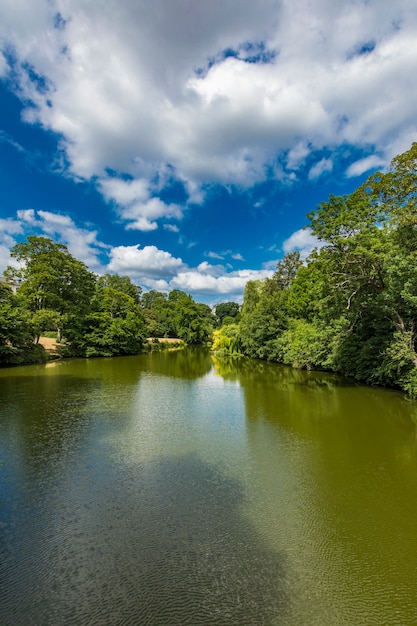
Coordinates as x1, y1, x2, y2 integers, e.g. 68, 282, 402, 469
1, 0, 417, 304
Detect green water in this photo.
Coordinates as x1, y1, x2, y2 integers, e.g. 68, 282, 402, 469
1, 349, 417, 625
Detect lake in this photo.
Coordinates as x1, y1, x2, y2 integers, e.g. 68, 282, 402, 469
1, 348, 417, 625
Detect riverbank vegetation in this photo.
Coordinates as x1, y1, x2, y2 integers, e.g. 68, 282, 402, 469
0, 238, 215, 364
214, 143, 417, 397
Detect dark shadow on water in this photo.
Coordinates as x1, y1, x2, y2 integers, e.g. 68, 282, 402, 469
1, 454, 288, 626
0, 374, 100, 474
212, 354, 357, 390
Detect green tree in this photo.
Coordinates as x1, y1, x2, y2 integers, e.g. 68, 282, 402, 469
236, 143, 417, 395
173, 292, 215, 344
66, 284, 146, 357
96, 273, 142, 304
239, 253, 302, 360
142, 290, 176, 337
215, 302, 240, 326
212, 323, 241, 355
304, 144, 417, 393
7, 236, 96, 317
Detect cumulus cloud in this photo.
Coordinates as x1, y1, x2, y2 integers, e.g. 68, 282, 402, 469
0, 217, 24, 236
99, 178, 149, 206
99, 177, 183, 231
1, 209, 106, 271
34, 210, 107, 269
107, 244, 185, 279
0, 0, 416, 196
1, 206, 301, 302
105, 243, 272, 298
283, 228, 322, 259
170, 267, 273, 295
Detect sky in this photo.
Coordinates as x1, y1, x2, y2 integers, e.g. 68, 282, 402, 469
0, 0, 417, 304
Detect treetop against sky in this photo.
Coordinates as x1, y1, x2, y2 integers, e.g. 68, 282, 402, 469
1, 0, 417, 303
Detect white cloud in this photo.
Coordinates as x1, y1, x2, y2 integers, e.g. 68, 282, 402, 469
0, 217, 24, 236
107, 244, 185, 280
35, 210, 107, 269
99, 178, 149, 205
0, 51, 8, 77
106, 244, 272, 298
207, 249, 244, 262
283, 228, 322, 259
1, 0, 417, 302
0, 218, 24, 271
0, 208, 286, 302
207, 251, 224, 260
262, 258, 280, 271
308, 158, 333, 180
1, 209, 106, 271
346, 154, 385, 177
143, 278, 171, 292
0, 0, 416, 196
0, 245, 14, 271
286, 142, 311, 170
17, 209, 36, 223
99, 176, 183, 230
163, 224, 180, 233
197, 261, 225, 276
170, 267, 273, 295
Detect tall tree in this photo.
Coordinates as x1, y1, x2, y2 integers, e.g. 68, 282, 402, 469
96, 273, 142, 304
215, 302, 240, 326
66, 284, 146, 357
239, 254, 302, 360
304, 144, 417, 392
173, 292, 215, 344
7, 236, 96, 316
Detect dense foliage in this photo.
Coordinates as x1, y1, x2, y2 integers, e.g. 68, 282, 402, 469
214, 301, 241, 326
214, 143, 417, 397
0, 238, 215, 364
142, 288, 215, 344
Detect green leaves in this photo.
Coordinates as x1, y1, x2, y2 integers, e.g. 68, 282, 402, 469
235, 143, 417, 396
215, 301, 240, 326
142, 289, 215, 345
8, 235, 96, 315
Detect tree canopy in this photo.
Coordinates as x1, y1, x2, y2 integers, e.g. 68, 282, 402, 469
1, 238, 214, 363
214, 142, 417, 397
215, 302, 240, 326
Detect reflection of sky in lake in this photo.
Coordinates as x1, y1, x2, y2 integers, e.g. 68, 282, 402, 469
103, 368, 249, 474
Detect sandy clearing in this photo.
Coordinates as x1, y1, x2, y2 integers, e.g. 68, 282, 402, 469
38, 337, 59, 352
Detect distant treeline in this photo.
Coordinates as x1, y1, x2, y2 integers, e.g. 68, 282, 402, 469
213, 143, 417, 397
0, 239, 216, 364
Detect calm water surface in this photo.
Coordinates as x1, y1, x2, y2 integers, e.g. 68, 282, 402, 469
1, 349, 417, 625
